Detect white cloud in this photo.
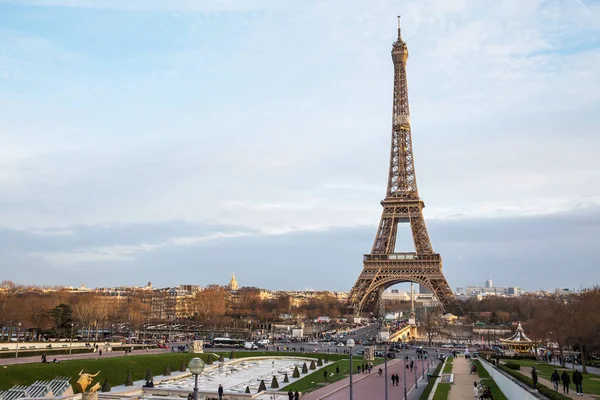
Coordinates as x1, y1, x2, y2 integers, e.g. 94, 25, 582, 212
0, 0, 598, 237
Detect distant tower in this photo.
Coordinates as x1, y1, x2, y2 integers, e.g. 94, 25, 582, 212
229, 272, 239, 291
485, 279, 493, 288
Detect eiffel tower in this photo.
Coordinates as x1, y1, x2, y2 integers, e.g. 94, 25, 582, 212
348, 18, 456, 315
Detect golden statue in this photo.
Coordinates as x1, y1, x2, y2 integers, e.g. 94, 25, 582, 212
76, 370, 101, 393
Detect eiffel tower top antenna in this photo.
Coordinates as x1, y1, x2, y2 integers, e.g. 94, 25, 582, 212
397, 15, 402, 40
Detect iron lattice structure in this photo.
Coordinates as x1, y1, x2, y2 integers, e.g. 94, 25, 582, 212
348, 19, 456, 315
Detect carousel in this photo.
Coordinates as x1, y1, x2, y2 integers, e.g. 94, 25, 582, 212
499, 322, 536, 354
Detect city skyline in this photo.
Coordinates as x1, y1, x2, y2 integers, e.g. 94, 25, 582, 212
1, 0, 599, 291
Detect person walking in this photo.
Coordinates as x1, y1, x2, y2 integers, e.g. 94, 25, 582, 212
561, 370, 571, 394
391, 374, 396, 386
531, 366, 538, 391
551, 370, 560, 391
573, 370, 583, 396
335, 366, 339, 375
473, 381, 478, 398
294, 390, 300, 400
218, 384, 224, 400
323, 369, 328, 381
287, 390, 293, 400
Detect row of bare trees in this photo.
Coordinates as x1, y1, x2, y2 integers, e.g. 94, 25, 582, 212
0, 281, 345, 341
421, 287, 600, 373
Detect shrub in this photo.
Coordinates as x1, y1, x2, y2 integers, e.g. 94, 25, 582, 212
497, 364, 570, 400
163, 365, 171, 376
317, 359, 323, 366
101, 378, 111, 393
206, 355, 213, 365
271, 376, 279, 388
124, 372, 133, 386
179, 360, 186, 372
229, 351, 235, 360
219, 354, 224, 362
257, 380, 266, 392
309, 360, 316, 370
324, 357, 329, 363
302, 363, 308, 373
505, 362, 520, 370
245, 386, 250, 393
283, 373, 289, 383
292, 366, 300, 378
145, 368, 153, 382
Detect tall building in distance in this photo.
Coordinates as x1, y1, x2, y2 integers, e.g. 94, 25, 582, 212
229, 272, 239, 291
456, 279, 522, 298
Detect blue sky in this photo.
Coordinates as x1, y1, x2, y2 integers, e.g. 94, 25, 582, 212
1, 0, 599, 291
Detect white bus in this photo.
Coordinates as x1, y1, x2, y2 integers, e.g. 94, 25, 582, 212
211, 338, 245, 348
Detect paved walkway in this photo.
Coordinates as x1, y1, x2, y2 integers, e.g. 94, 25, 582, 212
448, 356, 478, 400
520, 366, 595, 400
0, 348, 170, 365
303, 358, 433, 400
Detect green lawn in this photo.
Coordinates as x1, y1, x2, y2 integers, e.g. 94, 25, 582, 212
0, 351, 345, 392
475, 360, 507, 400
432, 383, 451, 400
442, 358, 453, 373
507, 359, 600, 396
282, 356, 383, 394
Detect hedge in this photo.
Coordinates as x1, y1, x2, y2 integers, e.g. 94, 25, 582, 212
505, 362, 520, 370
497, 364, 570, 400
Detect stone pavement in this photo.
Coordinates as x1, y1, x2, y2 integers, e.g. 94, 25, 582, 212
448, 356, 478, 400
520, 366, 595, 400
303, 358, 433, 399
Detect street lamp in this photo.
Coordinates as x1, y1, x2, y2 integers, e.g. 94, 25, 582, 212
70, 323, 75, 355
381, 344, 388, 400
15, 322, 21, 360
346, 338, 355, 400
188, 357, 205, 400
414, 355, 418, 389
403, 341, 407, 399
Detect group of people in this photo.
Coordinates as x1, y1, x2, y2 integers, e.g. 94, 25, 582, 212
389, 373, 401, 386
474, 382, 493, 399
548, 368, 585, 396
286, 389, 301, 399
357, 362, 373, 374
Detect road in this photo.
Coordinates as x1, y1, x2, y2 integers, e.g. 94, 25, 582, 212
304, 351, 436, 400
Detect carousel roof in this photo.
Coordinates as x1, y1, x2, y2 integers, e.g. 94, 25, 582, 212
500, 322, 532, 343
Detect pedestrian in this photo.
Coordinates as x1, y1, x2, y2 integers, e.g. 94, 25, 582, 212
573, 370, 583, 396
288, 390, 293, 400
531, 366, 538, 391
324, 369, 328, 380
551, 369, 560, 391
336, 366, 340, 375
410, 360, 414, 371
99, 349, 102, 357
395, 373, 400, 386
218, 384, 223, 400
294, 390, 300, 400
473, 381, 478, 398
561, 370, 571, 394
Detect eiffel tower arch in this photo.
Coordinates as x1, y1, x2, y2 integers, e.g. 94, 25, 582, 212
348, 18, 456, 316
